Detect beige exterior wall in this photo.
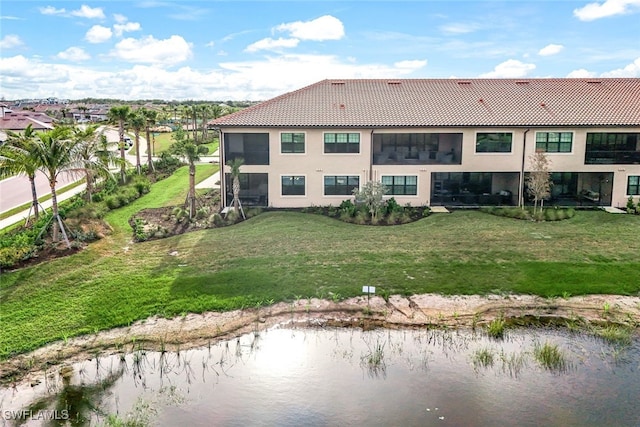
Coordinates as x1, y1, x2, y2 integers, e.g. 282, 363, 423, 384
220, 126, 640, 209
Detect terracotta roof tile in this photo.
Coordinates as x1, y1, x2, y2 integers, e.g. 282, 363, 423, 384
210, 78, 640, 128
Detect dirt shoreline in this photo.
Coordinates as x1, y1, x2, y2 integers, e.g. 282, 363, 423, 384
1, 293, 639, 386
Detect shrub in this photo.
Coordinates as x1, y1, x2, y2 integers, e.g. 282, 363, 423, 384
339, 199, 357, 217
132, 177, 151, 196
104, 195, 121, 210
384, 197, 402, 215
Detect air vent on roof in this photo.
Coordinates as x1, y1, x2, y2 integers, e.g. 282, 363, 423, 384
457, 81, 472, 85
515, 81, 530, 85
586, 80, 602, 84
387, 80, 401, 85
331, 81, 345, 85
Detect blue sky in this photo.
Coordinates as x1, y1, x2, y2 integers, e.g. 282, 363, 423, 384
1, 1, 639, 101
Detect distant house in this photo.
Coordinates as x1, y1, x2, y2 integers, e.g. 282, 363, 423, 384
209, 78, 640, 209
0, 104, 55, 141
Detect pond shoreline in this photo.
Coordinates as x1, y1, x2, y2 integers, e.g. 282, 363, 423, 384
1, 293, 639, 386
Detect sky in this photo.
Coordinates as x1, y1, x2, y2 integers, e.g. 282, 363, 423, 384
1, 0, 639, 102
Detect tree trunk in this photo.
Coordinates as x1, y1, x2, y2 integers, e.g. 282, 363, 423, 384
145, 126, 154, 172
233, 177, 240, 214
135, 133, 141, 175
85, 169, 94, 202
29, 174, 39, 221
50, 181, 60, 242
188, 162, 196, 218
119, 120, 126, 184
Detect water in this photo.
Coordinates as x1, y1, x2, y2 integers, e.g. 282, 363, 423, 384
1, 326, 639, 426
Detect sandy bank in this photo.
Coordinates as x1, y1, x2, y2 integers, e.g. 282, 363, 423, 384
1, 293, 639, 385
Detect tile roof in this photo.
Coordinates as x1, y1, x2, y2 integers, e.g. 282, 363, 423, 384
0, 111, 55, 131
209, 78, 640, 128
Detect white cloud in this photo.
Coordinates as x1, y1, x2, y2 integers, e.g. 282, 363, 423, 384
39, 6, 66, 15
566, 68, 597, 77
439, 22, 481, 35
0, 34, 23, 49
206, 41, 215, 48
275, 15, 345, 41
538, 44, 564, 56
0, 53, 431, 101
71, 5, 105, 19
601, 57, 640, 76
479, 59, 536, 78
394, 60, 428, 71
56, 47, 91, 62
86, 25, 112, 43
573, 0, 640, 21
114, 14, 127, 24
245, 37, 299, 53
111, 35, 193, 66
114, 21, 141, 37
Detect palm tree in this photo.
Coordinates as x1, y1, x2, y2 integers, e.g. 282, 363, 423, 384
129, 110, 145, 175
227, 157, 244, 217
72, 125, 118, 202
171, 127, 208, 218
31, 126, 78, 247
107, 105, 131, 183
0, 125, 42, 223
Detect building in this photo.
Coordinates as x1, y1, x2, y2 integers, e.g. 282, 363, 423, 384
0, 104, 55, 141
209, 78, 640, 209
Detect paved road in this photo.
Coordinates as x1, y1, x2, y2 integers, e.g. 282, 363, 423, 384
0, 171, 78, 212
0, 126, 145, 215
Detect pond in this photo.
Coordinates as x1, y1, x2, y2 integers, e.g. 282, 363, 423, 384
1, 325, 639, 426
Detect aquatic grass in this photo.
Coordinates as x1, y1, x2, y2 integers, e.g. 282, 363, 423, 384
499, 350, 527, 378
472, 347, 495, 369
591, 325, 633, 346
533, 342, 568, 371
361, 339, 386, 377
487, 317, 506, 339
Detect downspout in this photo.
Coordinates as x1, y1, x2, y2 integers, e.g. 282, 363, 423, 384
518, 128, 530, 208
370, 129, 375, 181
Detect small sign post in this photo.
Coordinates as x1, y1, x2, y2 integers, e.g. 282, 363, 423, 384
362, 285, 376, 306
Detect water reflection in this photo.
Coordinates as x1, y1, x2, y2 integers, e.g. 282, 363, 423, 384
1, 326, 639, 426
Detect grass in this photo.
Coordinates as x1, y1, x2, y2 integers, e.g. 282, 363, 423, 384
487, 317, 506, 339
131, 132, 219, 156
0, 177, 639, 359
533, 342, 568, 371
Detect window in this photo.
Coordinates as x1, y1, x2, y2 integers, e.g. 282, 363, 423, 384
324, 133, 360, 153
382, 176, 418, 195
324, 175, 359, 195
585, 133, 640, 164
281, 175, 305, 196
628, 176, 640, 195
476, 133, 512, 153
536, 132, 572, 153
281, 133, 305, 153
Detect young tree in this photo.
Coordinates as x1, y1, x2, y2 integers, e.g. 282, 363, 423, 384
0, 125, 42, 222
31, 126, 78, 247
353, 180, 388, 220
527, 150, 552, 215
171, 126, 209, 218
129, 110, 145, 175
72, 125, 118, 202
227, 157, 245, 217
107, 105, 131, 183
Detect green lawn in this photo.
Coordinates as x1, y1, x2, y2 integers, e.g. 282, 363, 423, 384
130, 132, 219, 156
1, 173, 639, 358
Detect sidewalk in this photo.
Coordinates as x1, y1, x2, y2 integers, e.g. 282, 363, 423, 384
0, 183, 87, 230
